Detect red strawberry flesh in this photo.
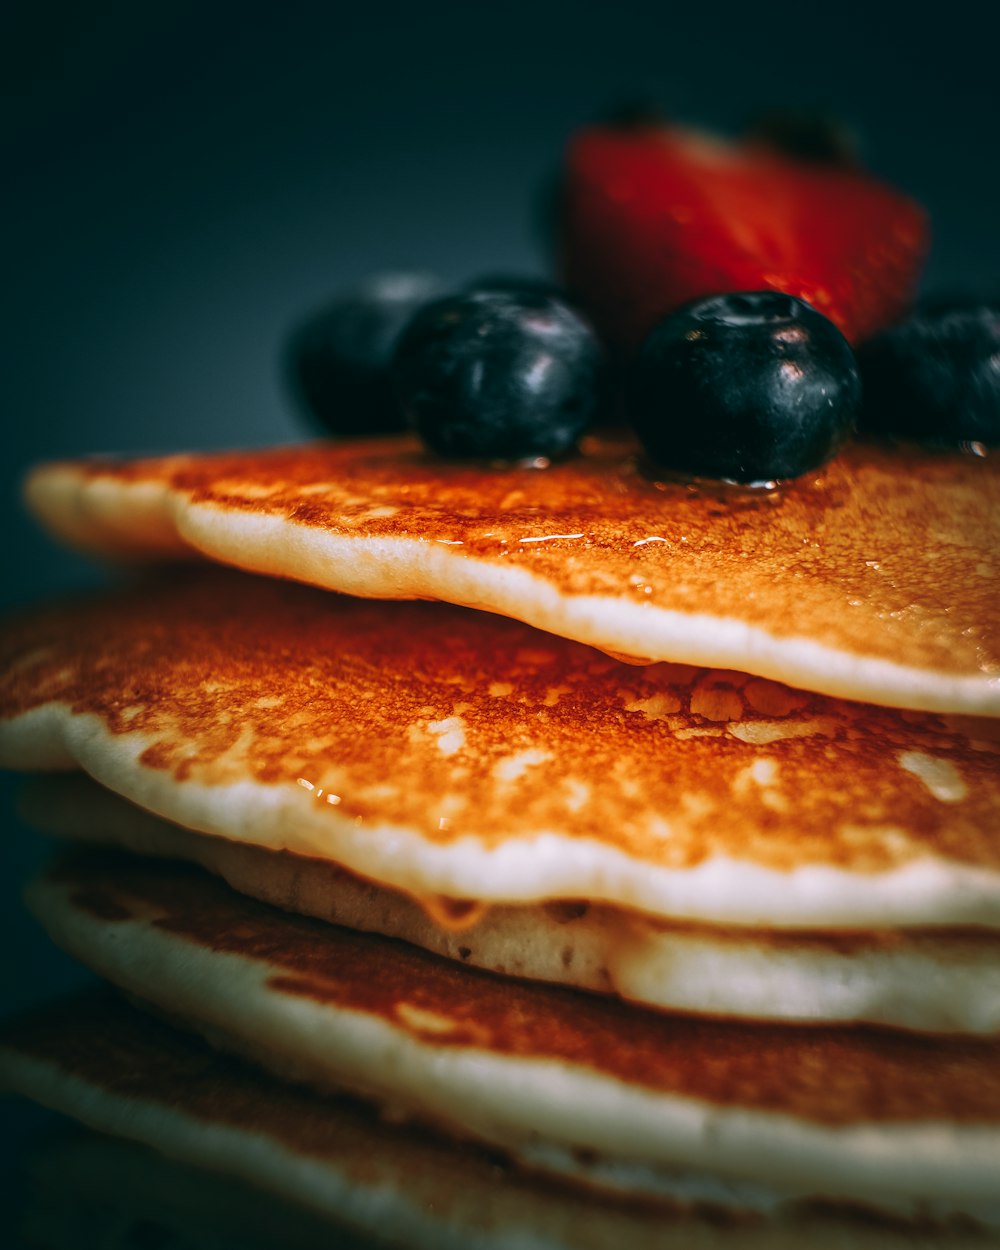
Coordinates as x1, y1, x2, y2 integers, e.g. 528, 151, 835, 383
558, 125, 928, 354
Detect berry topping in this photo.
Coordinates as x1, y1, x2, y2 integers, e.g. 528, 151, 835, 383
392, 290, 604, 460
628, 292, 860, 483
858, 304, 1000, 446
558, 121, 928, 355
286, 271, 446, 436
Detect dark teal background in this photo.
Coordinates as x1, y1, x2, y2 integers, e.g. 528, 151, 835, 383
3, 0, 1000, 1234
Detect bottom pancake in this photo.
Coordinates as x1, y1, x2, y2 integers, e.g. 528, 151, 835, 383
23, 850, 1000, 1227
22, 773, 1000, 1034
3, 991, 998, 1250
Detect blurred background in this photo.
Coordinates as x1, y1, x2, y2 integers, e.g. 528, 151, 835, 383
2, 0, 999, 1225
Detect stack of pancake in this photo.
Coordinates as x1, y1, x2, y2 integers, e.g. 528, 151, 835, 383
2, 433, 999, 1248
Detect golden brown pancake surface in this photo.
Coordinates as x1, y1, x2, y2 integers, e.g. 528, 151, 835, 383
1, 569, 1000, 910
24, 434, 1000, 712
40, 853, 1000, 1127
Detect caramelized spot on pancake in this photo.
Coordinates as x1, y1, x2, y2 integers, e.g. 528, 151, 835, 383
31, 434, 1000, 682
2, 569, 999, 876
55, 854, 1000, 1126
416, 895, 490, 930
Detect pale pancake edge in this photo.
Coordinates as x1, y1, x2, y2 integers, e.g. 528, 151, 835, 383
7, 993, 996, 1249
24, 852, 1000, 1225
3, 568, 999, 927
23, 435, 1000, 713
22, 772, 1000, 1034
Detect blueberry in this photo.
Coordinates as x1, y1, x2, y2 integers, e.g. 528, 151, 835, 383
628, 292, 860, 482
392, 290, 605, 460
858, 304, 1000, 445
286, 271, 446, 436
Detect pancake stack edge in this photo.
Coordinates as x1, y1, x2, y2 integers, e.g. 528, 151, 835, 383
2, 437, 1000, 1248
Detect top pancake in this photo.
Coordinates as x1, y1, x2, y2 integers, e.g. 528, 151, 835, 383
24, 434, 1000, 715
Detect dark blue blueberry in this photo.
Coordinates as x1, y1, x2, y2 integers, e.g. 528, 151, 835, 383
858, 303, 1000, 445
286, 271, 446, 436
628, 291, 860, 482
392, 290, 605, 460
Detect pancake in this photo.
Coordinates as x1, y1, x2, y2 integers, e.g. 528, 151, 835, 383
22, 772, 1000, 1034
2, 567, 1000, 929
24, 852, 1000, 1226
8, 998, 998, 1250
23, 435, 1000, 715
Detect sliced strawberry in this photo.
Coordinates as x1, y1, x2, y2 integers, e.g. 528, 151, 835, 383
558, 123, 928, 355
